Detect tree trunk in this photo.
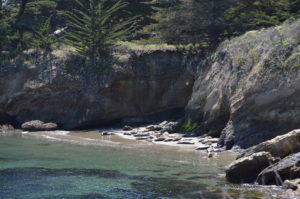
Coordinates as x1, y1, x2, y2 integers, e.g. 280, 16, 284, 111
17, 0, 28, 20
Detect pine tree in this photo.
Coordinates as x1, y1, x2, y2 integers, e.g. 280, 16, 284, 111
31, 16, 56, 51
142, 0, 233, 46
63, 0, 139, 58
0, 0, 14, 52
290, 0, 300, 14
224, 0, 292, 35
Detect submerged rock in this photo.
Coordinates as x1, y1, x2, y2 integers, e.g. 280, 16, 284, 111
257, 152, 300, 185
226, 152, 277, 183
21, 120, 57, 131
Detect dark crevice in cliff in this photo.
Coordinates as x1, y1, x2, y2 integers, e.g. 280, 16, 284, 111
0, 113, 20, 128
73, 108, 186, 130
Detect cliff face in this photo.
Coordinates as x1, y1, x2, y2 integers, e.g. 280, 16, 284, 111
0, 51, 195, 129
186, 19, 300, 149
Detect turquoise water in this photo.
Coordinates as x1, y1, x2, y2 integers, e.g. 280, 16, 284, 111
0, 131, 281, 199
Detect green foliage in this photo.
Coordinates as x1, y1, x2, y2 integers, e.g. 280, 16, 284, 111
31, 17, 56, 51
224, 0, 292, 34
0, 52, 15, 67
142, 0, 233, 46
290, 0, 300, 14
180, 118, 198, 133
207, 130, 221, 138
142, 0, 298, 48
1, 0, 300, 57
0, 2, 15, 52
63, 0, 139, 58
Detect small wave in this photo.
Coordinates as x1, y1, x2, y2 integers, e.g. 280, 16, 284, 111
40, 135, 62, 141
22, 130, 70, 136
43, 131, 70, 135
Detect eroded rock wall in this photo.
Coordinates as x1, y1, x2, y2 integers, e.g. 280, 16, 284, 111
0, 51, 196, 129
186, 19, 300, 148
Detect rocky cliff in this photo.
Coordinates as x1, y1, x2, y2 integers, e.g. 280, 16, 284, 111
0, 50, 195, 129
186, 19, 300, 149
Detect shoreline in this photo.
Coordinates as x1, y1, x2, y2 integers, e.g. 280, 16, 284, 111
3, 125, 234, 156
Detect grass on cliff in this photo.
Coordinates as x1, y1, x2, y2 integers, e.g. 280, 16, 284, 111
180, 118, 198, 133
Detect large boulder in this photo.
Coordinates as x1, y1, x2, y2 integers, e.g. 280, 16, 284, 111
185, 19, 300, 148
238, 129, 300, 159
257, 152, 300, 185
226, 152, 277, 183
21, 120, 57, 131
0, 51, 195, 129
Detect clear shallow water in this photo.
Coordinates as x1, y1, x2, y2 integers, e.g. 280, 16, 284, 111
0, 131, 283, 199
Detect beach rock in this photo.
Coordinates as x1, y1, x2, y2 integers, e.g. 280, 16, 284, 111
209, 147, 224, 153
0, 124, 14, 130
101, 132, 115, 136
196, 144, 210, 150
283, 179, 300, 190
123, 132, 132, 136
173, 137, 182, 142
238, 130, 300, 159
211, 143, 218, 148
123, 125, 133, 131
161, 121, 179, 133
206, 138, 219, 143
257, 152, 300, 185
159, 121, 169, 127
177, 140, 195, 145
134, 133, 150, 137
146, 125, 162, 131
136, 137, 150, 141
226, 152, 277, 183
154, 137, 166, 142
162, 131, 169, 135
164, 138, 174, 142
21, 120, 57, 131
182, 133, 197, 138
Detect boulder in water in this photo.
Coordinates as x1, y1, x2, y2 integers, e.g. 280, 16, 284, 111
257, 152, 300, 185
226, 152, 277, 183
